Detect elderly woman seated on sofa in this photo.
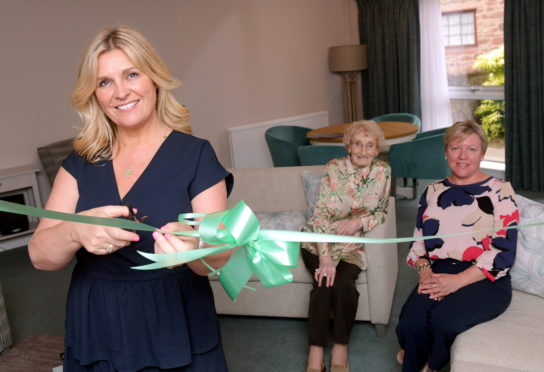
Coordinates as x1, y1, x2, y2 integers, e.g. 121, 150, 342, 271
395, 120, 519, 372
300, 120, 391, 372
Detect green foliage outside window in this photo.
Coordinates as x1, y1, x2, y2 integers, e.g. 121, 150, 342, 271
473, 46, 504, 141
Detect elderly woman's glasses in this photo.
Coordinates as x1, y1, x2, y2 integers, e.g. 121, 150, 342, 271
350, 141, 376, 151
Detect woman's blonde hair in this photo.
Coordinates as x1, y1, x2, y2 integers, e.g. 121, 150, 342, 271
444, 120, 488, 154
71, 25, 191, 162
343, 120, 386, 152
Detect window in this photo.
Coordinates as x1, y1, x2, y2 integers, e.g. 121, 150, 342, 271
442, 11, 476, 47
440, 0, 504, 165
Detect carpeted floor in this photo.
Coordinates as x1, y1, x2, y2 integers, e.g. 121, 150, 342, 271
1, 186, 543, 371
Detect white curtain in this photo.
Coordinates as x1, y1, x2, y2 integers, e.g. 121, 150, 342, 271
419, 0, 452, 130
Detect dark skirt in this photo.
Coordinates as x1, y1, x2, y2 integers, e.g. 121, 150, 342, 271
64, 264, 228, 372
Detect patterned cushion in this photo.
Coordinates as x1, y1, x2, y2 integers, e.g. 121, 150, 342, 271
255, 210, 307, 231
0, 283, 12, 354
301, 170, 323, 217
510, 195, 544, 298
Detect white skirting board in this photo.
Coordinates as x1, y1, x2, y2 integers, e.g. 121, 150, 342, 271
228, 111, 329, 168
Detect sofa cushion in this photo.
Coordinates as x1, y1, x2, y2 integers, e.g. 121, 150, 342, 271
451, 290, 544, 372
510, 195, 544, 299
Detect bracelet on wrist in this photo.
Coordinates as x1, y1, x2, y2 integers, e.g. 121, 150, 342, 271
415, 261, 431, 274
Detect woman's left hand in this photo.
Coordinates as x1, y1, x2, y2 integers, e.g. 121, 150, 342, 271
152, 222, 199, 254
335, 218, 363, 236
419, 273, 463, 300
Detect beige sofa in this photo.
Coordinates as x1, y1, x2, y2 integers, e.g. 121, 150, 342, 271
450, 194, 544, 371
210, 166, 398, 336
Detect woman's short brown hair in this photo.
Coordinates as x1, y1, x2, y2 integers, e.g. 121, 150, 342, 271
343, 120, 386, 152
444, 120, 488, 153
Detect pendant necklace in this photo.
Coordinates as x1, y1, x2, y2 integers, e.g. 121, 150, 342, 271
120, 131, 170, 178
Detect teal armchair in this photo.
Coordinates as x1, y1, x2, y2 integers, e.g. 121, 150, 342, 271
297, 145, 348, 166
265, 126, 312, 167
388, 132, 449, 198
370, 113, 422, 132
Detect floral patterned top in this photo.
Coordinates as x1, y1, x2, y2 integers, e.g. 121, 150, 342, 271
407, 177, 519, 281
301, 157, 391, 269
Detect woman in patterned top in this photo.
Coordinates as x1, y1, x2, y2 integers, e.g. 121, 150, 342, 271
301, 120, 391, 372
396, 120, 519, 372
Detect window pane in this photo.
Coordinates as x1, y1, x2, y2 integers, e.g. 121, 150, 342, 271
441, 0, 504, 156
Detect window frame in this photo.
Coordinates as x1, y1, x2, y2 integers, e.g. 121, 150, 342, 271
442, 9, 477, 47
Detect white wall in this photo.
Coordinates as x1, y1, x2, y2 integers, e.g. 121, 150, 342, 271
0, 0, 359, 198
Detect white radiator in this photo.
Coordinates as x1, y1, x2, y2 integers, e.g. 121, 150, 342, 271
228, 111, 329, 168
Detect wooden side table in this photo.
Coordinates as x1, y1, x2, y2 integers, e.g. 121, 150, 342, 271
0, 334, 64, 372
306, 121, 419, 150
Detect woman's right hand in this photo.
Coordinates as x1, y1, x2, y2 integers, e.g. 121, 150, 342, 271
73, 205, 140, 255
314, 254, 336, 287
417, 268, 433, 293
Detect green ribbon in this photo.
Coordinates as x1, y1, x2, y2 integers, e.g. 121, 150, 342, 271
0, 199, 540, 301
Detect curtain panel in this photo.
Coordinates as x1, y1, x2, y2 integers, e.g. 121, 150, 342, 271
504, 0, 544, 191
356, 0, 421, 119
419, 0, 452, 131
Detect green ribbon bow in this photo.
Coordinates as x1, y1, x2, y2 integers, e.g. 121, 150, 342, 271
134, 201, 300, 300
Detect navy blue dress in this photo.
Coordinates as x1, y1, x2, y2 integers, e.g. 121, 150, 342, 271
61, 132, 233, 371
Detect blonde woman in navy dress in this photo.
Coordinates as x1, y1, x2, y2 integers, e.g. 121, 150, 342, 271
395, 120, 519, 372
29, 26, 233, 371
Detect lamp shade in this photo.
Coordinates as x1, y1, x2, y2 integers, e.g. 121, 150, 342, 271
328, 44, 368, 72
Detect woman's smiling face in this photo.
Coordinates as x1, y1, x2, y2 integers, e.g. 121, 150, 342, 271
94, 49, 157, 130
348, 132, 379, 168
446, 133, 485, 184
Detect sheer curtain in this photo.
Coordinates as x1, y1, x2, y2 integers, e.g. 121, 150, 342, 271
419, 0, 451, 131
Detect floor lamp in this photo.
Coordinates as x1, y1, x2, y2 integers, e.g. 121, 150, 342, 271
329, 45, 368, 123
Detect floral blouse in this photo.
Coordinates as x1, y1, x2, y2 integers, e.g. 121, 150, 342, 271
407, 177, 519, 281
301, 157, 391, 270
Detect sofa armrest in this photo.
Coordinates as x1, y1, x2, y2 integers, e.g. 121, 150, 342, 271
364, 196, 398, 326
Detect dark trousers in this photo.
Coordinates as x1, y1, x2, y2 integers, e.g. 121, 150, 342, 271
396, 259, 512, 372
301, 248, 362, 346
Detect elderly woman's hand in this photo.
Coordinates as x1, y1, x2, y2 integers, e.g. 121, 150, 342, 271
152, 222, 199, 254
314, 254, 336, 287
335, 218, 363, 236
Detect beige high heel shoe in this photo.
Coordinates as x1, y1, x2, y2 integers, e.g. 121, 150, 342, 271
305, 363, 325, 372
331, 363, 348, 372
396, 349, 404, 365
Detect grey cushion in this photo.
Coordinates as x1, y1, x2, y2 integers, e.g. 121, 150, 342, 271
255, 210, 307, 231
301, 170, 322, 217
0, 283, 12, 354
510, 195, 544, 298
37, 138, 74, 185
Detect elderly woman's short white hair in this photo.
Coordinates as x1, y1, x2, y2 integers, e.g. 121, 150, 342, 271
342, 120, 386, 151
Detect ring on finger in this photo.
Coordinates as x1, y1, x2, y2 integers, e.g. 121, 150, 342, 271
105, 244, 114, 254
